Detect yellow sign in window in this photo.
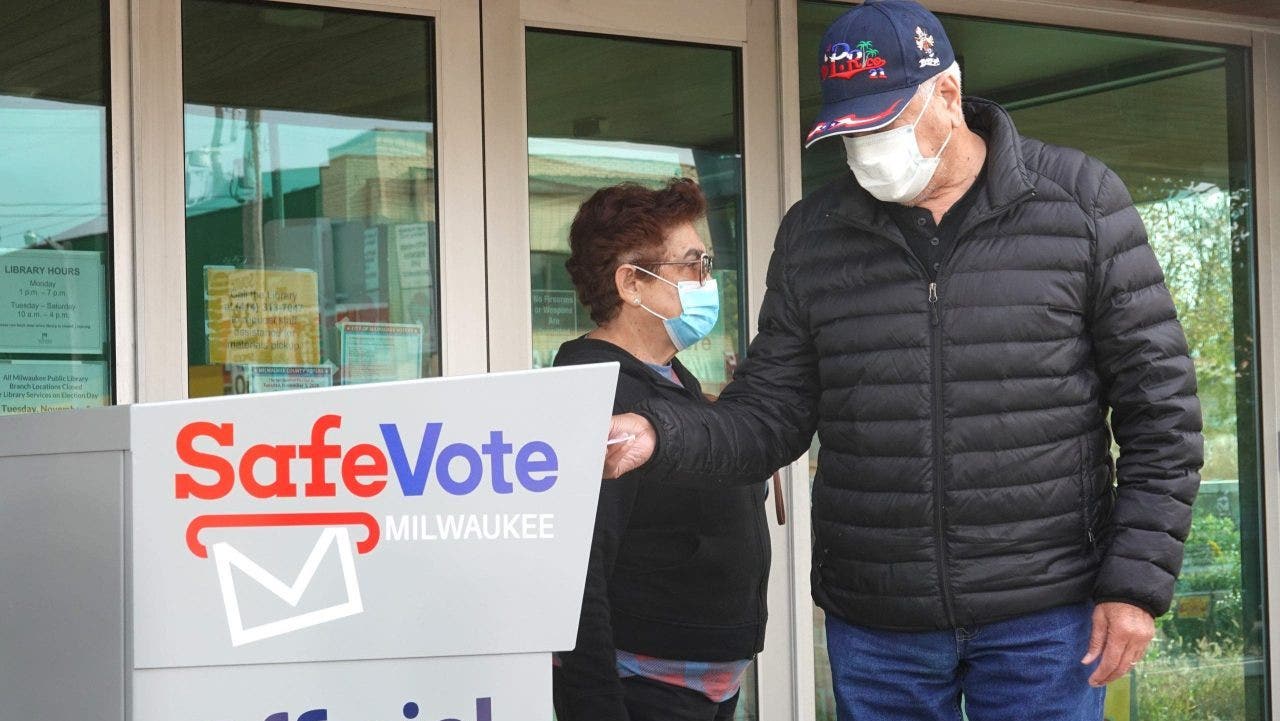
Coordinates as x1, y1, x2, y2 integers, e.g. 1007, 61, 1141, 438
1176, 593, 1213, 620
204, 267, 321, 366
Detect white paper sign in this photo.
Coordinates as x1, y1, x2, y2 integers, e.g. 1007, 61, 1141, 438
339, 322, 421, 384
0, 359, 108, 415
0, 249, 105, 354
362, 227, 382, 293
231, 364, 334, 395
392, 224, 431, 278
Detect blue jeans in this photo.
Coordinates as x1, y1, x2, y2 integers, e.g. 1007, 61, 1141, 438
825, 603, 1105, 721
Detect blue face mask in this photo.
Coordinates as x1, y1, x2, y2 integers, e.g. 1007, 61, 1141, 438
630, 266, 720, 351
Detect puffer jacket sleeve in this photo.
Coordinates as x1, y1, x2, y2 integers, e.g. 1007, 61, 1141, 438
1088, 167, 1204, 617
632, 205, 822, 487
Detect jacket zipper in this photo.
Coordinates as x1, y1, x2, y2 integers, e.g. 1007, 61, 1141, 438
921, 199, 1029, 627
1080, 435, 1096, 550
826, 191, 1034, 630
927, 280, 957, 627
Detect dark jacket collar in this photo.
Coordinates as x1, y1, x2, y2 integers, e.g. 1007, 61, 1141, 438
554, 336, 700, 394
962, 97, 1037, 215
827, 96, 1036, 233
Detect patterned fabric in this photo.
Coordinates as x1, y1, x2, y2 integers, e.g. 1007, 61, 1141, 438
615, 650, 751, 703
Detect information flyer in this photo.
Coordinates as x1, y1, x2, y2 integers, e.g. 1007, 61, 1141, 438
388, 224, 437, 352
0, 359, 109, 415
204, 267, 321, 365
338, 321, 422, 385
532, 289, 580, 333
229, 364, 333, 394
0, 249, 105, 354
363, 226, 383, 293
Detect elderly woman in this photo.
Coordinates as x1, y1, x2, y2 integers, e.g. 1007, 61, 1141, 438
551, 178, 769, 721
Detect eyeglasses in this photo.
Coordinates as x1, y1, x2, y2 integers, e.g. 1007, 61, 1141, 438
641, 253, 714, 283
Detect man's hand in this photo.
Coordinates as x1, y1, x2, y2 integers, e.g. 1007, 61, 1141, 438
1081, 601, 1155, 686
603, 413, 655, 479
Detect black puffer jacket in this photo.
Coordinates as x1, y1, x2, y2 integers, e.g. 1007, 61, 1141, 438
635, 98, 1202, 631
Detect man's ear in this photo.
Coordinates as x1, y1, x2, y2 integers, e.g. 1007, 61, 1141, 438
938, 74, 964, 125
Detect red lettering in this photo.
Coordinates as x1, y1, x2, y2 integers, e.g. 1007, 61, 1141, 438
238, 443, 298, 499
174, 417, 409, 502
341, 443, 388, 497
175, 421, 235, 499
298, 414, 343, 497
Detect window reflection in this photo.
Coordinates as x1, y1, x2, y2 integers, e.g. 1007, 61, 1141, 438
527, 138, 743, 391
0, 0, 112, 415
525, 31, 746, 397
182, 0, 439, 397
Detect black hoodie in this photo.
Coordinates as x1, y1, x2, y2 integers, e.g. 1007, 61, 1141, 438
552, 337, 770, 719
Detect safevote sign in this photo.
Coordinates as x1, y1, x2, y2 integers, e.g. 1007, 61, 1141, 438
129, 364, 618, 670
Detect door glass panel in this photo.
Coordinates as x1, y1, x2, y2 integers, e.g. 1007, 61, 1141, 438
798, 3, 1264, 719
526, 30, 747, 398
183, 0, 439, 397
527, 30, 756, 719
0, 0, 113, 415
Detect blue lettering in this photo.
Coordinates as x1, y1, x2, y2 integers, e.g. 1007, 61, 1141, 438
515, 441, 558, 492
381, 422, 556, 496
257, 698, 489, 721
262, 712, 325, 721
382, 422, 443, 496
481, 431, 514, 493
436, 443, 483, 495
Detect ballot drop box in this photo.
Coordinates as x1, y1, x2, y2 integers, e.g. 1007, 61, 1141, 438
0, 364, 618, 721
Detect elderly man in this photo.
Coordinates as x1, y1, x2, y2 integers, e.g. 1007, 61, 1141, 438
603, 1, 1203, 718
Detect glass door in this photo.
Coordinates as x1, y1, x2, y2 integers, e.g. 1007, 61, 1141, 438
523, 30, 747, 393
128, 0, 486, 400
181, 0, 442, 397
796, 3, 1265, 719
481, 1, 790, 717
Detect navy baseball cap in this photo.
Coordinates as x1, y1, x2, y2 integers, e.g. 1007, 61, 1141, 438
805, 0, 955, 148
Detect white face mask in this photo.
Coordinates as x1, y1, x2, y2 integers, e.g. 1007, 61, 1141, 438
841, 84, 953, 204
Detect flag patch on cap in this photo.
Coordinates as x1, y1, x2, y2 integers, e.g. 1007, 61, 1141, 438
821, 41, 889, 81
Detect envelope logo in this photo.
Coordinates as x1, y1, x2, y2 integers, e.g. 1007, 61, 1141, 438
184, 512, 380, 646
211, 527, 364, 646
